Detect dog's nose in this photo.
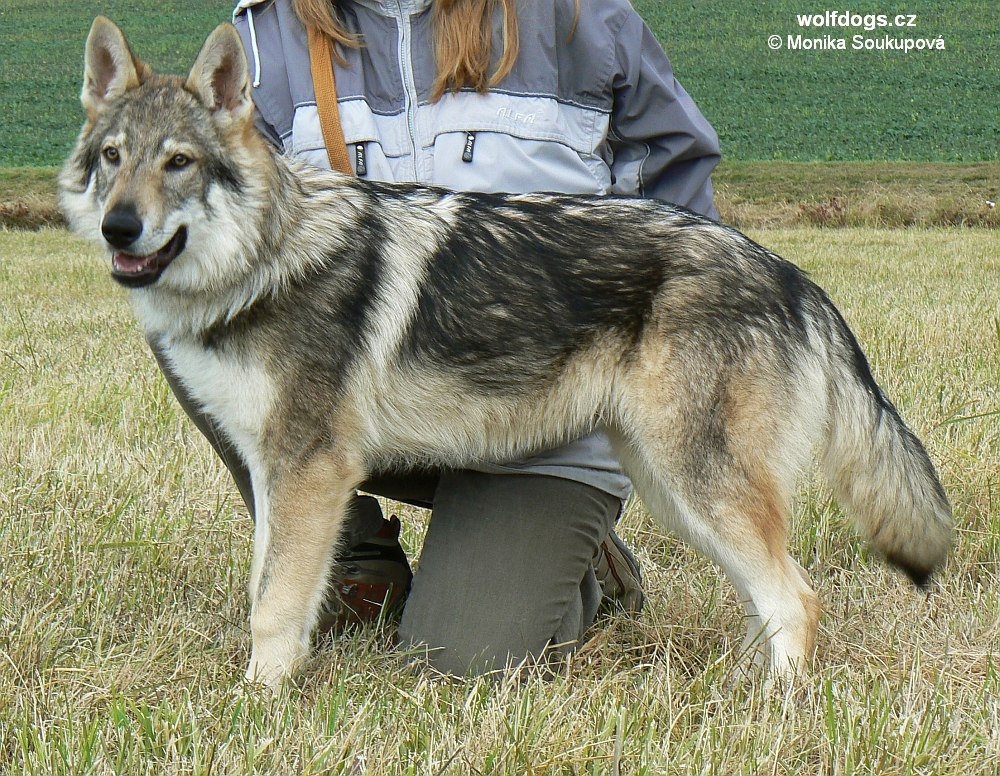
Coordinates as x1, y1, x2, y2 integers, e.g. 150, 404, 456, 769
102, 206, 143, 249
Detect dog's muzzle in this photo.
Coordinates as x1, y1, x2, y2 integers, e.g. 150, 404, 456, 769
110, 227, 188, 288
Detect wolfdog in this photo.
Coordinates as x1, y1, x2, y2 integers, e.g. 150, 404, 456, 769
61, 17, 951, 687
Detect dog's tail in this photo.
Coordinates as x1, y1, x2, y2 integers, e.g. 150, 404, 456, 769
817, 301, 952, 586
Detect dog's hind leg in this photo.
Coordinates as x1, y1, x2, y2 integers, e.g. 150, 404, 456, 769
244, 449, 361, 688
613, 433, 820, 680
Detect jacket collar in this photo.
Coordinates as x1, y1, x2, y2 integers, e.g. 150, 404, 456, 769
235, 0, 433, 17
351, 0, 433, 16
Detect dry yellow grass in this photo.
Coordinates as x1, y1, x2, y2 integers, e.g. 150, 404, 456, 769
714, 162, 1000, 230
1, 228, 998, 774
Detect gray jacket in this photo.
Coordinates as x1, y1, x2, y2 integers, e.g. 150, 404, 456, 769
234, 0, 721, 499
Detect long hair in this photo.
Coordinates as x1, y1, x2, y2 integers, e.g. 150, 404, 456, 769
293, 0, 520, 101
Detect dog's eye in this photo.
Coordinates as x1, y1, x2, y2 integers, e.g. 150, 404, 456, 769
103, 147, 119, 163
168, 154, 191, 169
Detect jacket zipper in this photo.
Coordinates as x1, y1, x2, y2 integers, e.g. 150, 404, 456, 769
462, 132, 476, 163
394, 0, 420, 180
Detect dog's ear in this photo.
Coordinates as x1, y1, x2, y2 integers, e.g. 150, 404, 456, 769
186, 24, 254, 129
82, 16, 150, 118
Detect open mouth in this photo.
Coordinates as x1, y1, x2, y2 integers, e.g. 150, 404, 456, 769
111, 227, 187, 287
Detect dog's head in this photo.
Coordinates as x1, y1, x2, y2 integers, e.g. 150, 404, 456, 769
60, 17, 270, 292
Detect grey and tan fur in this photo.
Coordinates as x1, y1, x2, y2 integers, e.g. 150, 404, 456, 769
61, 18, 952, 687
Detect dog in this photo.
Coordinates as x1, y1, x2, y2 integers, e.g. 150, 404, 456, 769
60, 17, 952, 688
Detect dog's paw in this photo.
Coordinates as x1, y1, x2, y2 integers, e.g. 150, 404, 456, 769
244, 650, 299, 690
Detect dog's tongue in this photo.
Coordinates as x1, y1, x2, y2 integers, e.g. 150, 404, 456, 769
113, 252, 157, 274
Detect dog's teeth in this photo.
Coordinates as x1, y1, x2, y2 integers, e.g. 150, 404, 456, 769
114, 252, 152, 273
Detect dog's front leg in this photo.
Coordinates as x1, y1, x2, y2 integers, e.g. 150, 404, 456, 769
244, 450, 360, 688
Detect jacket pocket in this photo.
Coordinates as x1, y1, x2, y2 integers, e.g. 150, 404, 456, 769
291, 102, 408, 180
422, 93, 612, 194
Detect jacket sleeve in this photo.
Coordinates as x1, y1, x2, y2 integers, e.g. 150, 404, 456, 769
607, 10, 721, 219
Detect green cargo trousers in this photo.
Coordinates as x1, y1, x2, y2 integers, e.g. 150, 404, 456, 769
150, 342, 621, 676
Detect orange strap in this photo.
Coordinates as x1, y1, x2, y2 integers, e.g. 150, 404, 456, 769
307, 25, 354, 176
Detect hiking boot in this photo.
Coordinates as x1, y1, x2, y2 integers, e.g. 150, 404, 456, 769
594, 529, 644, 613
316, 496, 413, 632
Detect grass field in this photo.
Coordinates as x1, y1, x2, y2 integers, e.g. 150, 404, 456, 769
631, 0, 1000, 162
2, 227, 999, 773
3, 0, 998, 166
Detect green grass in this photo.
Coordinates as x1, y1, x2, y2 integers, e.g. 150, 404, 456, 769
1, 0, 232, 167
632, 0, 1000, 161
2, 228, 999, 773
2, 0, 998, 166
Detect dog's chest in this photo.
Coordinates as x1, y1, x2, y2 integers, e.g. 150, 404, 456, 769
162, 339, 276, 464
